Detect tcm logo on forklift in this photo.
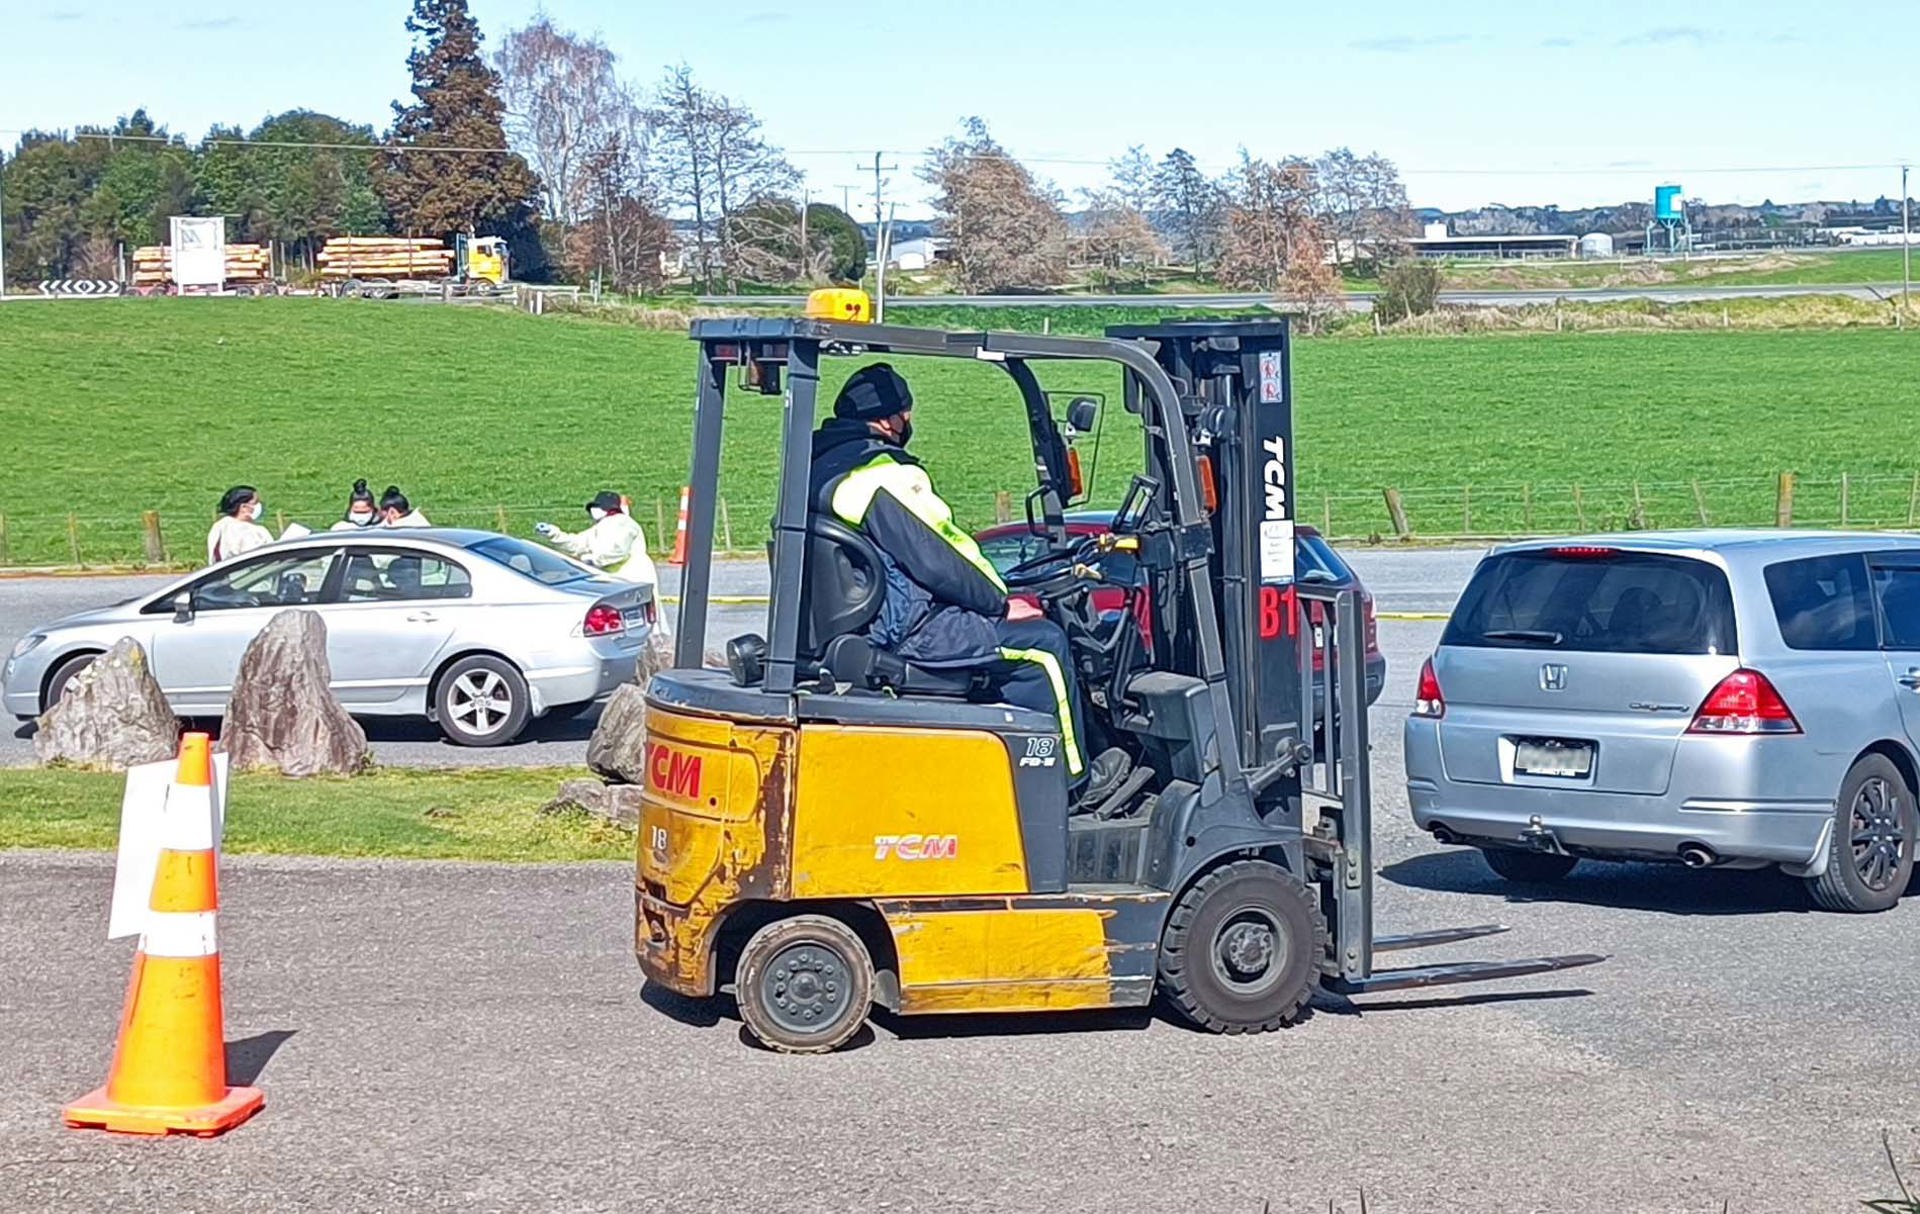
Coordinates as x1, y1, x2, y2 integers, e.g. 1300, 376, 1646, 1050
873, 834, 959, 861
645, 743, 704, 799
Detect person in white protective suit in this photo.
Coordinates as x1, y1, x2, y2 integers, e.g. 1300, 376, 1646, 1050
206, 485, 273, 564
536, 491, 660, 585
330, 479, 379, 531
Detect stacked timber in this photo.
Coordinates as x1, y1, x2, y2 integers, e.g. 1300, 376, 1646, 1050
131, 243, 273, 288
317, 236, 453, 280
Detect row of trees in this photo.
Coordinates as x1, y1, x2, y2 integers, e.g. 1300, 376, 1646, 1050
0, 0, 1413, 296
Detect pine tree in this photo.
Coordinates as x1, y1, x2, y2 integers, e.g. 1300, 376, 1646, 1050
377, 0, 541, 238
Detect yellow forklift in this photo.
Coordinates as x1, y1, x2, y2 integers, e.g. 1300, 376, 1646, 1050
635, 309, 1602, 1052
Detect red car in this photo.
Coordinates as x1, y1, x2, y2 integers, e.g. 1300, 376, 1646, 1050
975, 512, 1386, 705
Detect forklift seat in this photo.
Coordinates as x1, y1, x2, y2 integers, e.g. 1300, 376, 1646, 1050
799, 515, 978, 698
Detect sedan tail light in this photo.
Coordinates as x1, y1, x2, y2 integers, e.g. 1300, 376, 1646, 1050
1687, 669, 1800, 735
583, 604, 626, 637
1413, 657, 1445, 719
1363, 593, 1379, 653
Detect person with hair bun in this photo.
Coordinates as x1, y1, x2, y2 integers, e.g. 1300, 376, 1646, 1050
378, 485, 431, 529
206, 485, 272, 564
330, 479, 379, 531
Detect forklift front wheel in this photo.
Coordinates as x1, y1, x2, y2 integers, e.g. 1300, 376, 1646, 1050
1157, 860, 1324, 1034
735, 915, 874, 1054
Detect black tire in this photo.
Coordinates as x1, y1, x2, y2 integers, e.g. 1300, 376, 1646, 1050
1807, 754, 1915, 914
1480, 848, 1579, 884
1157, 859, 1325, 1034
734, 915, 873, 1054
433, 655, 531, 747
42, 652, 99, 713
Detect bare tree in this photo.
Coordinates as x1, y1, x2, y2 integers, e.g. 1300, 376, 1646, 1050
648, 65, 797, 290
1217, 150, 1338, 313
1075, 187, 1163, 286
920, 117, 1068, 293
495, 17, 638, 225
1312, 147, 1413, 273
571, 134, 671, 292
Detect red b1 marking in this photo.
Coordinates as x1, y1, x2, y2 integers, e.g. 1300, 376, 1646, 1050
646, 743, 704, 798
1259, 586, 1299, 640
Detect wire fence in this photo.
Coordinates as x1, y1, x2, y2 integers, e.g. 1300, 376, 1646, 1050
2, 473, 1917, 570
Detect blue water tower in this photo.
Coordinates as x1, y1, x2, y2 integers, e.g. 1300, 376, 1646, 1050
1654, 184, 1683, 222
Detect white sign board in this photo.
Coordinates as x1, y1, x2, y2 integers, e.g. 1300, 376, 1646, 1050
169, 216, 227, 289
108, 751, 229, 940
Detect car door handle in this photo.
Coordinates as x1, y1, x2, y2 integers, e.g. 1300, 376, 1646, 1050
406, 611, 439, 623
1900, 668, 1920, 690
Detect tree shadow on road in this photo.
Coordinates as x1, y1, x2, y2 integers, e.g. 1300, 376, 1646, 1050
1380, 846, 1813, 916
226, 1029, 297, 1085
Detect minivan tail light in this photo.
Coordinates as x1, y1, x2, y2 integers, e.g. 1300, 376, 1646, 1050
1547, 546, 1620, 559
1688, 669, 1799, 735
583, 604, 625, 637
1414, 657, 1445, 719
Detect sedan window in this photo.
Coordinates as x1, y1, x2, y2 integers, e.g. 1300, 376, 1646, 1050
161, 550, 337, 613
469, 535, 595, 586
339, 550, 474, 602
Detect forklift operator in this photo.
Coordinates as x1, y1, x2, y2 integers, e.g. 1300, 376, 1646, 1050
809, 363, 1128, 801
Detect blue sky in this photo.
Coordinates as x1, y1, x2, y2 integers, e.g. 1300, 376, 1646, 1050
4, 0, 1914, 214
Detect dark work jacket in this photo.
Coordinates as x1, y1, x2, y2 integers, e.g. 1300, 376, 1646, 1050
808, 418, 1007, 666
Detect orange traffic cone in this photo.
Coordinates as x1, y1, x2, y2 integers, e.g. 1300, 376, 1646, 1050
64, 733, 263, 1137
670, 485, 691, 566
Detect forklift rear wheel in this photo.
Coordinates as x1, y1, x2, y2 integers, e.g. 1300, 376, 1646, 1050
1479, 848, 1578, 884
1157, 859, 1324, 1034
735, 915, 874, 1054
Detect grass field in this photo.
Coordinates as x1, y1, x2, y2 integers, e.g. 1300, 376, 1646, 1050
0, 766, 630, 860
2, 297, 1920, 563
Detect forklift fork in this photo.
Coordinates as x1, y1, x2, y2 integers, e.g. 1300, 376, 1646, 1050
1297, 585, 1607, 998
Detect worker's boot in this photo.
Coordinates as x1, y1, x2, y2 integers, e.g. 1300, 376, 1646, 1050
1073, 747, 1134, 812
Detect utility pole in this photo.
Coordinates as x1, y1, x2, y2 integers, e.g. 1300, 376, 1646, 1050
798, 189, 809, 282
0, 147, 8, 298
1904, 163, 1911, 313
866, 151, 898, 229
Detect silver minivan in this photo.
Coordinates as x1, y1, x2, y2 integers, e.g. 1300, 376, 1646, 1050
1405, 531, 1920, 912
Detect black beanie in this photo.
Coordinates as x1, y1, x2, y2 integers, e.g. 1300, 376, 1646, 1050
834, 363, 913, 421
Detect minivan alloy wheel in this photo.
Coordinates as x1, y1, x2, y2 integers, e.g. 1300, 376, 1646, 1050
1850, 776, 1907, 892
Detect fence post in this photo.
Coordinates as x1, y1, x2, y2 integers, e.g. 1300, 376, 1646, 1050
994, 491, 1013, 524
1523, 483, 1534, 533
1383, 488, 1411, 539
1322, 489, 1333, 536
141, 511, 166, 565
494, 505, 509, 534
1692, 479, 1711, 526
720, 496, 735, 551
274, 510, 287, 535
656, 496, 668, 552
67, 513, 82, 567
1909, 471, 1919, 528
1461, 485, 1472, 535
0, 512, 10, 566
1630, 481, 1647, 530
1572, 483, 1587, 530
1776, 473, 1796, 528
1840, 472, 1851, 527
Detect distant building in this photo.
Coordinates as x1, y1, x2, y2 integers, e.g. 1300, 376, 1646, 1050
885, 237, 949, 271
1578, 232, 1616, 258
1408, 222, 1577, 259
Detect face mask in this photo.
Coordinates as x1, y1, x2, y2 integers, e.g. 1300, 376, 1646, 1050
250, 502, 266, 521
589, 507, 608, 523
349, 511, 375, 527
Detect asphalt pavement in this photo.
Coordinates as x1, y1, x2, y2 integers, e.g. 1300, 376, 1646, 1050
0, 549, 1488, 768
6, 669, 1919, 1210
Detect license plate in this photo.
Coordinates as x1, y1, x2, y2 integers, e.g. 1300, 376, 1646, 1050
1514, 738, 1593, 778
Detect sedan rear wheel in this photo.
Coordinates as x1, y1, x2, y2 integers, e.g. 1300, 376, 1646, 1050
42, 652, 99, 713
434, 656, 531, 747
1808, 754, 1915, 913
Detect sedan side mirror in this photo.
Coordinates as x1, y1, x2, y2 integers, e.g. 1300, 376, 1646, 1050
172, 591, 194, 623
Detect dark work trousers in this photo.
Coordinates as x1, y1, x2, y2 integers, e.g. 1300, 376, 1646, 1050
981, 616, 1087, 782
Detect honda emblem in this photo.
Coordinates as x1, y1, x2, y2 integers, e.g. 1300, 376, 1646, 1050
1540, 663, 1568, 691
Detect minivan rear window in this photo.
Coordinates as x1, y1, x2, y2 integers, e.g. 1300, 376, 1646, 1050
1444, 549, 1736, 655
1765, 554, 1876, 651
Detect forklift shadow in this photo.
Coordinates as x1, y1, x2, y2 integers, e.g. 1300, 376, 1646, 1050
871, 1006, 1155, 1043
1379, 846, 1814, 916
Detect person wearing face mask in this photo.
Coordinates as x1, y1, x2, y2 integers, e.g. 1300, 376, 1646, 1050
330, 479, 379, 531
806, 363, 1129, 806
207, 485, 273, 564
534, 491, 656, 584
378, 486, 432, 529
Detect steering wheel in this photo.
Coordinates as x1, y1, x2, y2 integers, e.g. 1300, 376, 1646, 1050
1002, 534, 1107, 600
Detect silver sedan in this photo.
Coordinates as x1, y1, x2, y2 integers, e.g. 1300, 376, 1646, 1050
3, 529, 655, 747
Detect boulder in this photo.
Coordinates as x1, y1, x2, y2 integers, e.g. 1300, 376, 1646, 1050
223, 609, 369, 777
33, 637, 178, 770
540, 777, 640, 829
586, 682, 649, 784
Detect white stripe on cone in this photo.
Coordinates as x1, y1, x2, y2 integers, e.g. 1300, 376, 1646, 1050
141, 910, 219, 958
